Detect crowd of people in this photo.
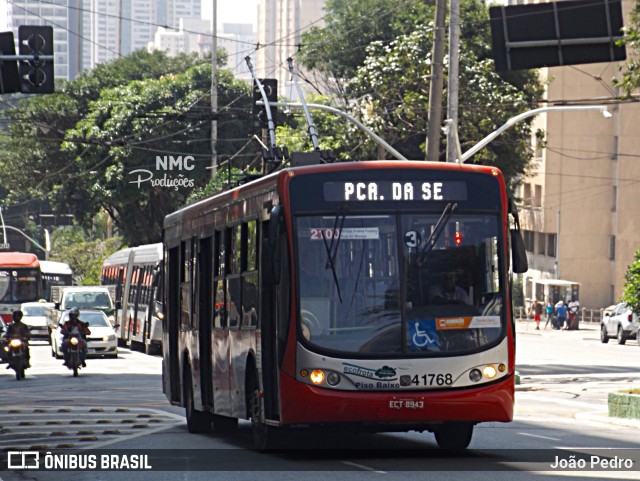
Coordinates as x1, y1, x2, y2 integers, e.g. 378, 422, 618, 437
528, 297, 580, 330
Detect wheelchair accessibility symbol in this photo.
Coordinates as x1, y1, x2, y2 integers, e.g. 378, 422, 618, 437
408, 319, 439, 350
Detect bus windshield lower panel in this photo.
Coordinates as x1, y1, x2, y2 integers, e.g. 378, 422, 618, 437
296, 213, 503, 357
0, 269, 40, 303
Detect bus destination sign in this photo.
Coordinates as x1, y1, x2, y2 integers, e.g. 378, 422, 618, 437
323, 181, 468, 203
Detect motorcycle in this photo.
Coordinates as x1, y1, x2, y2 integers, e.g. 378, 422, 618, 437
5, 337, 28, 381
64, 335, 84, 377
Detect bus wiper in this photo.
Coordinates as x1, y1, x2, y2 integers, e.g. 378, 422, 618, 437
321, 213, 346, 303
421, 203, 458, 256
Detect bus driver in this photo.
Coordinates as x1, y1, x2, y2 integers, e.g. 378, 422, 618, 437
428, 270, 471, 305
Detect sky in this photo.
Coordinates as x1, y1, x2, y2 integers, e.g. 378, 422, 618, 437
201, 0, 260, 28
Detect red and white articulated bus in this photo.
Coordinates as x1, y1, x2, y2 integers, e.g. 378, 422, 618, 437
161, 160, 528, 450
0, 252, 42, 324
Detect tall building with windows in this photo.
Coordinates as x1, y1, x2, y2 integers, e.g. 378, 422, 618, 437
256, 0, 325, 97
0, 0, 83, 80
514, 0, 640, 309
1, 0, 203, 77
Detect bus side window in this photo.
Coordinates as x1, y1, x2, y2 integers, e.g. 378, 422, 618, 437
227, 226, 242, 329
213, 230, 226, 329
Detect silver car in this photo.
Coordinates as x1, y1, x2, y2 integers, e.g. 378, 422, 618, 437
20, 302, 55, 341
51, 309, 118, 359
600, 302, 640, 345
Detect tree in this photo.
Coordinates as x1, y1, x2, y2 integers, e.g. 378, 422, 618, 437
622, 248, 640, 314
614, 1, 640, 96
1, 51, 259, 245
295, 0, 542, 187
49, 227, 124, 286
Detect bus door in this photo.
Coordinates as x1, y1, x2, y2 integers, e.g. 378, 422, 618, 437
198, 236, 214, 409
165, 246, 181, 403
213, 229, 232, 414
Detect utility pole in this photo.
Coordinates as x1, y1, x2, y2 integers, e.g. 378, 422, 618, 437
446, 0, 460, 163
426, 0, 447, 161
211, 0, 218, 178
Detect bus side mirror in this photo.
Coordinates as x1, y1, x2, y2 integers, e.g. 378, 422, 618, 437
508, 199, 528, 274
264, 205, 283, 285
511, 229, 528, 274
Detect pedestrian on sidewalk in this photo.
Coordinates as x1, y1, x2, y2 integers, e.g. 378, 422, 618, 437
555, 300, 568, 330
529, 298, 543, 330
568, 297, 580, 330
544, 298, 554, 329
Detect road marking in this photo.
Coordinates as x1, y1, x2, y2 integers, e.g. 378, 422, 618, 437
518, 432, 561, 441
341, 461, 387, 473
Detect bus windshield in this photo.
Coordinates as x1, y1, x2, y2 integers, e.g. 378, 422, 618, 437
295, 212, 503, 357
0, 269, 40, 303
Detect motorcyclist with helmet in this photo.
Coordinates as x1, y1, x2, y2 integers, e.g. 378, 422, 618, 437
3, 310, 31, 369
60, 308, 91, 368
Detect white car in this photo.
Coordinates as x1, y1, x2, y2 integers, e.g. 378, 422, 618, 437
20, 301, 55, 341
600, 302, 640, 345
51, 309, 118, 359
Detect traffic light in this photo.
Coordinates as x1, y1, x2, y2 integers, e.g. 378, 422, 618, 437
252, 78, 277, 128
18, 26, 54, 93
0, 31, 20, 94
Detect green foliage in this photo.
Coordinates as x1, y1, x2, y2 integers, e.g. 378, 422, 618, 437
294, 0, 541, 183
186, 167, 255, 204
614, 1, 640, 96
49, 227, 124, 286
0, 50, 258, 245
622, 248, 640, 314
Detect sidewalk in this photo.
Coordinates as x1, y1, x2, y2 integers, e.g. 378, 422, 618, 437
515, 317, 600, 336
514, 317, 640, 429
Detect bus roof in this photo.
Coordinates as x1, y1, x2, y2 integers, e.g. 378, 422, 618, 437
102, 243, 162, 267
39, 260, 73, 275
163, 160, 503, 230
0, 252, 40, 268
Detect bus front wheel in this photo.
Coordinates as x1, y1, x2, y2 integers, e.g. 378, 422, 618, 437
434, 422, 473, 450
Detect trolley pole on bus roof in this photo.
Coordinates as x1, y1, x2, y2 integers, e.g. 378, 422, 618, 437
460, 105, 612, 163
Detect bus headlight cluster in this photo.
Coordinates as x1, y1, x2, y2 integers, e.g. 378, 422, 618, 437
468, 364, 506, 382
300, 369, 341, 386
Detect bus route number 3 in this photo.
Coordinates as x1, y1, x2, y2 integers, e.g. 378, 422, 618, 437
389, 399, 425, 410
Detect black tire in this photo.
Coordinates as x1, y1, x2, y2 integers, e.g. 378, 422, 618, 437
600, 325, 609, 343
184, 368, 212, 434
212, 414, 238, 434
73, 366, 79, 377
617, 326, 626, 345
434, 423, 474, 450
15, 365, 24, 381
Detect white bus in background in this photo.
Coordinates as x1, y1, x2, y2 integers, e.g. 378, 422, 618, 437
39, 260, 74, 302
101, 243, 163, 355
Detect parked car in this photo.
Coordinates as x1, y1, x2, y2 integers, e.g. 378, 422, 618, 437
51, 309, 118, 359
600, 302, 640, 345
20, 301, 55, 341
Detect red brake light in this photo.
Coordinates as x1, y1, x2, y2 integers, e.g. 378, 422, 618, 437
455, 232, 462, 245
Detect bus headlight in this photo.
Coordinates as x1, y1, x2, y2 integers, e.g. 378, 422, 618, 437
469, 369, 482, 382
309, 370, 325, 384
483, 365, 498, 379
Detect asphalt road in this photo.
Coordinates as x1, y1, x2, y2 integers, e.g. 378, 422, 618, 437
0, 321, 638, 480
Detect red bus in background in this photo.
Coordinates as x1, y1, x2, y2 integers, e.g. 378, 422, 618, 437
161, 161, 528, 450
0, 252, 42, 323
